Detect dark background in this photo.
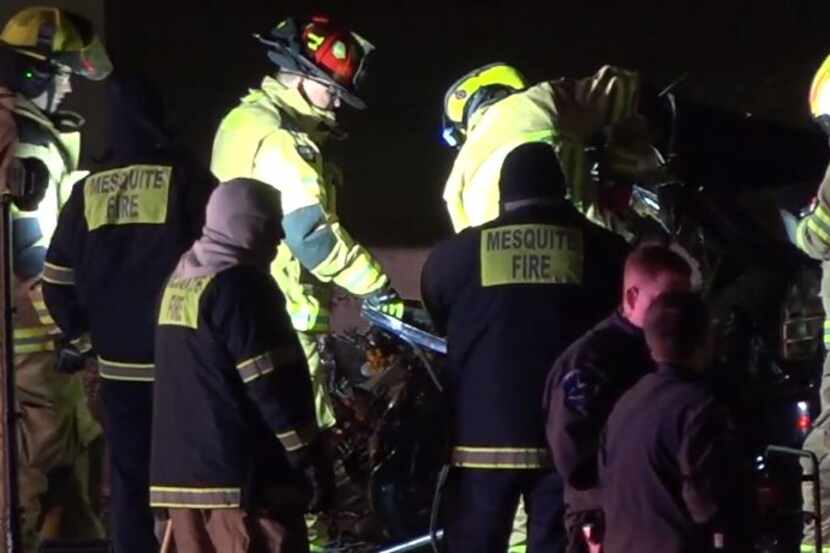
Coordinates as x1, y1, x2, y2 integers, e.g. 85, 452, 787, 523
6, 0, 830, 245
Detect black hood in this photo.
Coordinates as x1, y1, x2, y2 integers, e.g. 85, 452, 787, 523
104, 71, 171, 163
499, 142, 566, 207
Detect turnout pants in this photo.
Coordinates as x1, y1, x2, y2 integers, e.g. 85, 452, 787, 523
169, 508, 308, 553
803, 350, 830, 546
16, 350, 103, 552
101, 380, 157, 553
802, 269, 830, 547
445, 469, 566, 553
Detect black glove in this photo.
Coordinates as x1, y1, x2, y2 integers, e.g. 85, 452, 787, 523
286, 441, 335, 513
362, 286, 405, 319
55, 342, 91, 375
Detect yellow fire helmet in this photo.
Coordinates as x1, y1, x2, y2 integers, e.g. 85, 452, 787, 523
1, 6, 112, 82
441, 62, 527, 147
810, 52, 830, 134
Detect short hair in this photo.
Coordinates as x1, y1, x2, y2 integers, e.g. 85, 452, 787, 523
644, 292, 711, 362
624, 244, 692, 284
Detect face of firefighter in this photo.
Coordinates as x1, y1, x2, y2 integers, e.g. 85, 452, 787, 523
32, 66, 73, 113
624, 271, 691, 328
301, 77, 342, 112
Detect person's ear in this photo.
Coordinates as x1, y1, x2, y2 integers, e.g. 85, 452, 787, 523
624, 286, 639, 312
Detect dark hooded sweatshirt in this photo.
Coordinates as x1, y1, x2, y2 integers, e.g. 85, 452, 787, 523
42, 73, 216, 381
151, 180, 318, 511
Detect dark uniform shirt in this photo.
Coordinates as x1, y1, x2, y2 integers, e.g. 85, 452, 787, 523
544, 311, 651, 511
421, 203, 626, 469
151, 266, 317, 510
42, 154, 214, 381
599, 363, 742, 553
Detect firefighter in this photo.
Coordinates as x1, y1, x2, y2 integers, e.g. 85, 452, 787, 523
211, 14, 399, 430
599, 292, 745, 552
441, 63, 667, 240
151, 178, 332, 553
795, 50, 830, 550
41, 73, 216, 553
421, 142, 627, 552
0, 7, 112, 549
544, 244, 692, 553
210, 17, 399, 546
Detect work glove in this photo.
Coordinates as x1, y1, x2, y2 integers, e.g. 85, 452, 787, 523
286, 440, 335, 513
362, 286, 405, 319
55, 339, 93, 375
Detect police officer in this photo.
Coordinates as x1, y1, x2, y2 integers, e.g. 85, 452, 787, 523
0, 7, 112, 549
544, 244, 691, 552
441, 63, 666, 240
152, 179, 331, 553
599, 292, 745, 553
421, 143, 627, 552
795, 50, 830, 548
41, 73, 215, 553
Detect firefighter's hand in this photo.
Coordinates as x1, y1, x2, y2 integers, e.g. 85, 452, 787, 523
55, 343, 92, 374
287, 442, 335, 513
303, 456, 335, 513
362, 286, 405, 319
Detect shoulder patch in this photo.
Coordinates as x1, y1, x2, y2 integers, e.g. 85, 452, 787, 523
561, 369, 602, 416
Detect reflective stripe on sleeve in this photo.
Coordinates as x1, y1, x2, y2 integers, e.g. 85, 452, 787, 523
807, 214, 830, 247
98, 357, 154, 382
825, 320, 830, 348
276, 422, 318, 452
236, 353, 275, 384
149, 486, 241, 509
450, 446, 552, 469
42, 262, 75, 286
31, 299, 55, 326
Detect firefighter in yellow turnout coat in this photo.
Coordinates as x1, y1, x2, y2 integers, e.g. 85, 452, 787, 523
1, 8, 112, 550
442, 63, 662, 241
211, 16, 399, 435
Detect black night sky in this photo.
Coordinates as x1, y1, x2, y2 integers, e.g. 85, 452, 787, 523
95, 1, 830, 245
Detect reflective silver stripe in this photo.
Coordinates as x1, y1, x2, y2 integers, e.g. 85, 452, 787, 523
13, 327, 58, 353
98, 357, 154, 382
70, 334, 93, 354
237, 346, 305, 384
451, 447, 552, 469
276, 422, 318, 452
236, 353, 275, 384
149, 486, 241, 508
42, 262, 75, 285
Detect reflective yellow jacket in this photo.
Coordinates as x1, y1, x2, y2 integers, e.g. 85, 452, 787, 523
211, 77, 388, 332
11, 96, 88, 354
444, 65, 643, 236
12, 96, 86, 279
796, 162, 830, 346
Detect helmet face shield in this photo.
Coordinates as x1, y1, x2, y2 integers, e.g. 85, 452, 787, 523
54, 35, 112, 81
1, 7, 112, 82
